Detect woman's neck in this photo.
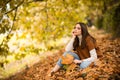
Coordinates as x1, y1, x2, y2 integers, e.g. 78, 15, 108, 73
78, 35, 82, 40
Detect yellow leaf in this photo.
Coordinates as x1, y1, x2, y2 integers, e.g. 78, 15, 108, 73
61, 53, 74, 64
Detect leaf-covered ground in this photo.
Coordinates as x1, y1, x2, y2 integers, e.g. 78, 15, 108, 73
4, 29, 120, 80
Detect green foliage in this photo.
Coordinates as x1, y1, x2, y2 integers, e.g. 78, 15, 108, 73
0, 38, 9, 56
81, 73, 87, 78
95, 16, 103, 29
103, 10, 113, 32
63, 64, 69, 70
13, 0, 87, 56
82, 0, 120, 37
14, 53, 26, 60
103, 4, 120, 37
0, 0, 26, 68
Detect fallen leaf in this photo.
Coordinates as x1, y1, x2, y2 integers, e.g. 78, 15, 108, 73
61, 53, 74, 64
66, 63, 77, 75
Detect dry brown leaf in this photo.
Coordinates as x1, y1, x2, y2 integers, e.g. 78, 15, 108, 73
81, 67, 91, 73
61, 53, 74, 64
86, 77, 95, 80
65, 63, 77, 76
67, 63, 77, 72
76, 77, 83, 80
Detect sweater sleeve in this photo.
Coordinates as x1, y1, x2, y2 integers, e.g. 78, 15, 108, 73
82, 49, 97, 62
65, 38, 74, 51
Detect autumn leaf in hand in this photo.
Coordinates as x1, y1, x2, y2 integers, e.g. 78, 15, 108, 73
61, 54, 74, 64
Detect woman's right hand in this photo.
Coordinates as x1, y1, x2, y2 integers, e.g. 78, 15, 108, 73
72, 30, 76, 38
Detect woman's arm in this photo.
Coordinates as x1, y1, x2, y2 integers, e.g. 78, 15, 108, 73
82, 49, 97, 62
73, 49, 97, 64
82, 36, 97, 62
65, 37, 75, 51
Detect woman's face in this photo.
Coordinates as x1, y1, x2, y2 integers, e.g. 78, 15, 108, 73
73, 24, 82, 36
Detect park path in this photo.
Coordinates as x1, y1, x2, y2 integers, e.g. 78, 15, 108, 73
4, 28, 120, 80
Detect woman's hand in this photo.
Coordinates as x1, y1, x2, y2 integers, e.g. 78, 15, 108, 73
72, 30, 76, 38
73, 59, 82, 64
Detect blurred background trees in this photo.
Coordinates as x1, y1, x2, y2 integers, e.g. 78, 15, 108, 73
0, 0, 120, 68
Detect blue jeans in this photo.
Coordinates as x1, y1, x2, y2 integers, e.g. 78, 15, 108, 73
56, 51, 92, 69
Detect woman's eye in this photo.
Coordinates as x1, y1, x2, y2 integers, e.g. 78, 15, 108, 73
74, 27, 81, 30
77, 28, 81, 30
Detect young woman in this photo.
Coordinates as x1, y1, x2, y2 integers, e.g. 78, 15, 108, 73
49, 22, 102, 75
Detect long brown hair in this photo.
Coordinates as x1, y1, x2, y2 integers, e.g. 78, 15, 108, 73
73, 22, 96, 50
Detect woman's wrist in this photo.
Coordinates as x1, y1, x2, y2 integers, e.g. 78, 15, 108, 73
79, 60, 82, 63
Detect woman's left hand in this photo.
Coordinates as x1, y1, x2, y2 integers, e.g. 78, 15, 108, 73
73, 59, 82, 64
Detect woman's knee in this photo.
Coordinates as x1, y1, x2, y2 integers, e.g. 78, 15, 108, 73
63, 51, 80, 60
62, 51, 71, 56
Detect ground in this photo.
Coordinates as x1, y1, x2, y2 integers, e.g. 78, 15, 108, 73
4, 28, 120, 80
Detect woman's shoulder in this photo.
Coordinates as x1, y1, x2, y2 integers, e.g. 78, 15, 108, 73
85, 35, 93, 41
85, 35, 96, 47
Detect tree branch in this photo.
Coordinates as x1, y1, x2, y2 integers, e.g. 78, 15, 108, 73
1, 0, 12, 10
4, 0, 24, 14
7, 7, 18, 37
0, 4, 18, 47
